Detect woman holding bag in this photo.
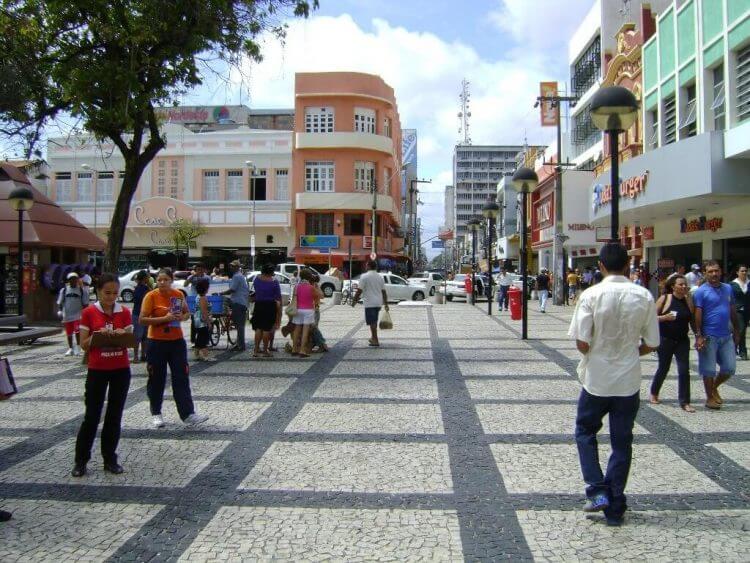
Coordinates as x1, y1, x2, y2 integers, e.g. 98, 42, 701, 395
291, 269, 321, 357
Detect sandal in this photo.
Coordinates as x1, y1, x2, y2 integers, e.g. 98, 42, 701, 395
649, 395, 660, 405
681, 404, 696, 413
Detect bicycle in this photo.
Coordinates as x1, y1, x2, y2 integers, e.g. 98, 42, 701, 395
209, 300, 236, 348
341, 287, 351, 306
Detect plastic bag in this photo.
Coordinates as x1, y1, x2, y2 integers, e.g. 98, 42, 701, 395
379, 309, 393, 330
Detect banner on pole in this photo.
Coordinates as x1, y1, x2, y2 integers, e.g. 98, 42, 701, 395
540, 82, 559, 126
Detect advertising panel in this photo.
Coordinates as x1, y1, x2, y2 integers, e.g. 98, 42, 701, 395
539, 82, 559, 127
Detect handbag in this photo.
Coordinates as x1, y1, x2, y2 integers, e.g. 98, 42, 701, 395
379, 309, 393, 330
285, 286, 298, 317
0, 357, 18, 397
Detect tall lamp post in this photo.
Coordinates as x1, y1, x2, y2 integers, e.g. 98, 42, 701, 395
483, 199, 500, 315
9, 187, 35, 329
589, 86, 639, 242
245, 160, 257, 271
467, 217, 481, 305
512, 167, 539, 340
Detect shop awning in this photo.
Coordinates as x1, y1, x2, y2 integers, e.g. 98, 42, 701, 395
290, 247, 408, 261
0, 163, 105, 251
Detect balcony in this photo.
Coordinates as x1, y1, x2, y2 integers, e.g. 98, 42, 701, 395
296, 192, 397, 217
295, 132, 394, 154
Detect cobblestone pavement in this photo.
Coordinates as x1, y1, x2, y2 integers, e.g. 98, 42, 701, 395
1, 301, 749, 561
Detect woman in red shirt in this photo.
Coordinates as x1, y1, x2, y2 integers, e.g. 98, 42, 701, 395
72, 273, 133, 477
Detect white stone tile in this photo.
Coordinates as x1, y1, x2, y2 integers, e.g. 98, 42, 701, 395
655, 403, 750, 433
707, 441, 750, 471
517, 509, 750, 562
447, 339, 532, 350
0, 436, 27, 451
0, 499, 163, 562
20, 378, 146, 399
459, 361, 570, 377
451, 348, 548, 361
314, 377, 439, 400
330, 360, 435, 376
490, 443, 725, 494
239, 441, 453, 493
0, 437, 230, 488
350, 338, 433, 348
0, 400, 82, 429
201, 360, 314, 375
640, 379, 750, 401
190, 375, 296, 397
286, 402, 444, 434
466, 379, 581, 400
122, 399, 270, 431
344, 348, 434, 361
179, 506, 463, 562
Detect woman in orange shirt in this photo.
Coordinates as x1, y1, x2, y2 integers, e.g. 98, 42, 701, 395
139, 268, 208, 428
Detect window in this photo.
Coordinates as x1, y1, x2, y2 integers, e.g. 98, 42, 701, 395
571, 104, 600, 153
571, 36, 601, 97
304, 107, 334, 133
305, 213, 334, 235
226, 170, 243, 201
354, 161, 375, 192
737, 45, 750, 123
354, 107, 376, 133
202, 170, 220, 200
250, 168, 267, 201
274, 169, 289, 200
56, 172, 72, 202
647, 110, 659, 148
711, 64, 726, 130
663, 95, 677, 145
384, 117, 392, 138
77, 172, 92, 201
679, 85, 697, 137
96, 172, 113, 202
170, 160, 179, 198
344, 214, 365, 235
157, 160, 166, 195
305, 161, 334, 192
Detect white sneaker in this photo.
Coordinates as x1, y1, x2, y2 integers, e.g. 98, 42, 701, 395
152, 415, 165, 428
184, 413, 209, 427
73, 347, 82, 356
64, 348, 74, 357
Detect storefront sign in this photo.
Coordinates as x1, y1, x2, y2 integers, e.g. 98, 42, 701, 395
641, 226, 655, 240
133, 198, 194, 226
300, 235, 339, 249
567, 223, 595, 231
592, 172, 649, 211
679, 216, 723, 233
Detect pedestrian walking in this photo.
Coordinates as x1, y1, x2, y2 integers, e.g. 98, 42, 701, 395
250, 263, 282, 357
693, 260, 741, 410
223, 260, 249, 352
352, 260, 388, 347
685, 264, 702, 289
310, 272, 329, 352
496, 268, 512, 312
139, 268, 209, 428
193, 278, 214, 362
132, 271, 150, 363
290, 269, 320, 357
568, 243, 659, 526
581, 267, 593, 290
185, 263, 210, 347
57, 272, 89, 357
649, 274, 696, 412
567, 269, 580, 304
536, 269, 551, 313
730, 264, 749, 361
71, 273, 133, 477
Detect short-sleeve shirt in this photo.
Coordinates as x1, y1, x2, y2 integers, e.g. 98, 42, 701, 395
80, 303, 132, 371
693, 282, 734, 337
567, 273, 579, 286
252, 277, 282, 303
140, 288, 185, 341
229, 272, 250, 306
536, 274, 550, 290
358, 271, 385, 308
132, 284, 149, 318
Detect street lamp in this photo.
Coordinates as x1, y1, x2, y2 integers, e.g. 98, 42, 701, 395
482, 199, 500, 316
245, 160, 256, 271
81, 164, 99, 267
467, 217, 481, 305
512, 167, 539, 340
9, 186, 35, 329
589, 86, 639, 242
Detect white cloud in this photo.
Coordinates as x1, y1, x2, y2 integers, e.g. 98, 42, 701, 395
225, 9, 591, 257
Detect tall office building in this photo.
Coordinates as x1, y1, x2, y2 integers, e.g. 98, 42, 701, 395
452, 145, 523, 249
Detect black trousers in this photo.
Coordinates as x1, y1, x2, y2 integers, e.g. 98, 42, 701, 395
230, 303, 247, 350
737, 316, 749, 358
74, 368, 131, 465
650, 336, 691, 405
147, 339, 195, 420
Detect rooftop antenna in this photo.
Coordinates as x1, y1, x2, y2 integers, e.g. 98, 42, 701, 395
457, 78, 472, 145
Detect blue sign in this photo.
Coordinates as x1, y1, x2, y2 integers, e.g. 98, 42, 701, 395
300, 235, 339, 249
432, 240, 445, 249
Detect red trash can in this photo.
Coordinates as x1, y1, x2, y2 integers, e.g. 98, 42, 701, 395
508, 286, 522, 320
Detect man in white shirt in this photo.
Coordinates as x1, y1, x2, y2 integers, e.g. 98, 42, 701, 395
352, 260, 388, 347
568, 243, 660, 526
496, 268, 513, 312
685, 264, 702, 289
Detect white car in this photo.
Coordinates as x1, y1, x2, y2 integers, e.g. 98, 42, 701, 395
444, 273, 486, 301
246, 271, 292, 305
346, 272, 427, 303
408, 271, 446, 296
117, 269, 186, 302
275, 263, 342, 297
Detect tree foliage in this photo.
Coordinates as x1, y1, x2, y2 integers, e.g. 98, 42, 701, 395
0, 0, 317, 270
169, 218, 207, 254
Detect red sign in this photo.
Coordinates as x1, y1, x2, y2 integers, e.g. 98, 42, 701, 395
595, 172, 649, 210
680, 216, 723, 233
438, 229, 454, 241
540, 82, 558, 126
641, 226, 655, 240
532, 192, 555, 246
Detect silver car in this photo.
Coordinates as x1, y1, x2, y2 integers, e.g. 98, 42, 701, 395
346, 273, 427, 302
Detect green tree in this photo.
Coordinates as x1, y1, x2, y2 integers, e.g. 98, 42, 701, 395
0, 0, 317, 271
168, 218, 207, 268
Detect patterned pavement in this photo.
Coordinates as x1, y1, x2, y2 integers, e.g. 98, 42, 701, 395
0, 301, 748, 561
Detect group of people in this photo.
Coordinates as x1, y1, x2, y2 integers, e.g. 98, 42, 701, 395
569, 244, 743, 526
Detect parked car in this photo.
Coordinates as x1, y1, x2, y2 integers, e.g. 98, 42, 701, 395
444, 273, 486, 301
117, 269, 186, 302
408, 271, 446, 296
345, 272, 427, 302
246, 271, 292, 306
274, 263, 342, 297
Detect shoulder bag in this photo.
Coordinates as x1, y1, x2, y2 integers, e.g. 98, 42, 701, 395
285, 285, 298, 317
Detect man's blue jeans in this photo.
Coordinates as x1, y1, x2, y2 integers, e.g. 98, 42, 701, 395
575, 388, 640, 519
497, 286, 509, 310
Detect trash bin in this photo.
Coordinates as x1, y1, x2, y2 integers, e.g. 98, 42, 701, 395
508, 287, 522, 320
332, 291, 343, 305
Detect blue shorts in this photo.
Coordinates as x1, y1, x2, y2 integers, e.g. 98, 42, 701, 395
365, 307, 381, 326
698, 335, 736, 378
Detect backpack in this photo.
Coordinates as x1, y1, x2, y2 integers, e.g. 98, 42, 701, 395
60, 287, 85, 308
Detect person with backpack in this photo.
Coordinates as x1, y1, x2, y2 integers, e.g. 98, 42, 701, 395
132, 271, 150, 363
57, 272, 89, 357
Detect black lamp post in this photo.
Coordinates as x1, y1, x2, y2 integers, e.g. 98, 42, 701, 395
467, 217, 481, 305
9, 186, 35, 329
589, 86, 639, 242
483, 199, 500, 315
512, 167, 539, 340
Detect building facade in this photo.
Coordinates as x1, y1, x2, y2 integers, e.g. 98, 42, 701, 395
48, 113, 294, 271
290, 72, 405, 276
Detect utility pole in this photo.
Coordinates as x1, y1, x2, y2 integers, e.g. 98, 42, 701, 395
371, 172, 377, 257
408, 178, 431, 266
535, 93, 578, 306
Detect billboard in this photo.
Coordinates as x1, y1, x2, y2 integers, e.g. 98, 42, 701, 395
299, 235, 339, 248
539, 82, 559, 127
401, 129, 417, 199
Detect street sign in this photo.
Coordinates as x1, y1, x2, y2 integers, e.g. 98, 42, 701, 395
369, 252, 377, 261
300, 235, 339, 248
432, 240, 445, 249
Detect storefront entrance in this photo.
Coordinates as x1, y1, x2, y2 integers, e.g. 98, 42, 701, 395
658, 243, 702, 274
725, 237, 750, 278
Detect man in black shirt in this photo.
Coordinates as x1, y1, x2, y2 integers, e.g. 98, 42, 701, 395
536, 269, 551, 313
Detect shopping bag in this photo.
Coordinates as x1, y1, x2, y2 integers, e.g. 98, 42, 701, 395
0, 357, 18, 396
379, 309, 393, 330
